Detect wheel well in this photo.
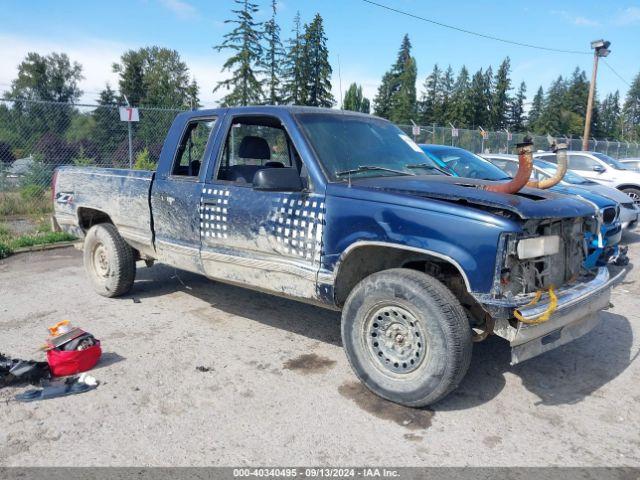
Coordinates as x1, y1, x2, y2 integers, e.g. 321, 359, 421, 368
77, 207, 113, 231
617, 184, 640, 192
333, 245, 470, 307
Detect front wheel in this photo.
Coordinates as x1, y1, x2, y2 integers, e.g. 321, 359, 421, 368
341, 268, 472, 407
83, 223, 136, 297
621, 187, 640, 208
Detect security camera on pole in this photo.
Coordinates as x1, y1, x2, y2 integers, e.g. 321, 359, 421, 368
583, 39, 610, 151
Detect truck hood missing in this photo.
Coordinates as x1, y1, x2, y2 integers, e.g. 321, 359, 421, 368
347, 175, 597, 220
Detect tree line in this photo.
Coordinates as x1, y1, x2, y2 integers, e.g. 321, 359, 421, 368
372, 34, 640, 141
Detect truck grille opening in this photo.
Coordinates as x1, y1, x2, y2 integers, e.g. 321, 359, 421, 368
601, 206, 617, 225
499, 217, 592, 297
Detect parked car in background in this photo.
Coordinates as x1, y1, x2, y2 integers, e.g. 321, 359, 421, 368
419, 144, 624, 268
620, 158, 640, 171
485, 154, 639, 230
532, 150, 640, 206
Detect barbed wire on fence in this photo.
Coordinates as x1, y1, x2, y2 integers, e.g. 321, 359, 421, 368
1, 98, 639, 217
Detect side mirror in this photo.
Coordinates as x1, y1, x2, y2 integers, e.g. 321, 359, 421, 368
592, 165, 605, 173
253, 167, 303, 192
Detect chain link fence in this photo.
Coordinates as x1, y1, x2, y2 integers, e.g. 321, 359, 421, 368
1, 98, 639, 218
398, 124, 640, 159
0, 98, 184, 217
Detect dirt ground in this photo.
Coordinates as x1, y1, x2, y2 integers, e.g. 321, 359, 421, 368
1, 233, 639, 467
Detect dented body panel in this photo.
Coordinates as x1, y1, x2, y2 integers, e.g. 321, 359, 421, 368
52, 106, 620, 364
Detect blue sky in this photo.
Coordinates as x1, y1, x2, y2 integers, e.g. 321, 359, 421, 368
1, 0, 639, 108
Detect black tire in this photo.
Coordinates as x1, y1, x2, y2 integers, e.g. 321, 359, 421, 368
621, 187, 640, 208
341, 268, 472, 407
83, 223, 136, 297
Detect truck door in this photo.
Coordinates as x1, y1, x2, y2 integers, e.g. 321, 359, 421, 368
199, 114, 325, 301
151, 116, 217, 273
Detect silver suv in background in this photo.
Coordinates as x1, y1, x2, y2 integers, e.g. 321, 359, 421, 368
533, 151, 640, 206
484, 153, 639, 230
620, 158, 640, 171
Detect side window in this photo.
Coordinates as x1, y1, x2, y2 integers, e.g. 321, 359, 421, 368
537, 154, 556, 164
172, 118, 216, 177
216, 116, 302, 185
569, 154, 598, 171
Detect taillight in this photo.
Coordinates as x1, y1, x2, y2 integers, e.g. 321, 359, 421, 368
51, 169, 58, 202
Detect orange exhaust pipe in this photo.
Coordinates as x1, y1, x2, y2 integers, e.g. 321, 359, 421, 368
484, 138, 533, 194
527, 141, 568, 189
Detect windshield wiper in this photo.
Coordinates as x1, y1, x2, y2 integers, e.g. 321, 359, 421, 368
335, 165, 415, 177
405, 163, 450, 175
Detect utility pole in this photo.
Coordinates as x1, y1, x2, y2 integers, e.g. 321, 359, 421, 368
583, 39, 611, 151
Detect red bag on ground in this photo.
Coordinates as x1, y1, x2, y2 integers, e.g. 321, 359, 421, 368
46, 341, 101, 377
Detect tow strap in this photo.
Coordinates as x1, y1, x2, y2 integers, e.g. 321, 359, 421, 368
513, 286, 558, 325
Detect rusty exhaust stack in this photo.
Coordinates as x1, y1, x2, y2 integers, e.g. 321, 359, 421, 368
526, 140, 568, 189
483, 137, 533, 194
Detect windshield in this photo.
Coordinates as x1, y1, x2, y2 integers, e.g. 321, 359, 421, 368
422, 147, 510, 181
295, 113, 441, 180
534, 159, 594, 185
593, 152, 629, 170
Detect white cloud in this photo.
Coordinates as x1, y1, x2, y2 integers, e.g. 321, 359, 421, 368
0, 33, 227, 107
158, 0, 198, 20
614, 6, 640, 25
552, 10, 600, 27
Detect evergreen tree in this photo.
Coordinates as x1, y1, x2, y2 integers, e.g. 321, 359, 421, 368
390, 35, 417, 123
622, 72, 640, 140
213, 0, 264, 106
342, 83, 370, 113
469, 68, 490, 128
564, 67, 589, 118
112, 50, 146, 106
301, 14, 334, 107
281, 11, 306, 104
440, 66, 455, 124
263, 0, 284, 105
528, 86, 544, 132
419, 64, 441, 125
509, 81, 527, 132
490, 57, 511, 130
374, 35, 416, 123
373, 72, 394, 119
538, 76, 567, 134
450, 66, 472, 127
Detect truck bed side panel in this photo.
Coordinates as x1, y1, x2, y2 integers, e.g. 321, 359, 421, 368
54, 166, 154, 254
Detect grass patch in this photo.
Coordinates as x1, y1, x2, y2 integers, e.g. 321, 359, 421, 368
0, 190, 53, 216
0, 222, 76, 259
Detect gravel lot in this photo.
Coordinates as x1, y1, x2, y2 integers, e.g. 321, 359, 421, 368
1, 233, 639, 467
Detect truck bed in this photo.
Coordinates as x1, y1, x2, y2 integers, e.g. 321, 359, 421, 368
53, 166, 155, 255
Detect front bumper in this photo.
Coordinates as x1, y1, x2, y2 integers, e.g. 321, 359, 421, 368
482, 267, 625, 364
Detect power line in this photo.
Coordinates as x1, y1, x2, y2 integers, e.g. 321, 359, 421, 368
602, 59, 631, 87
361, 0, 591, 55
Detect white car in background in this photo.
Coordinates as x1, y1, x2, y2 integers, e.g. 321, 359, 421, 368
484, 153, 639, 230
620, 158, 640, 171
532, 150, 640, 207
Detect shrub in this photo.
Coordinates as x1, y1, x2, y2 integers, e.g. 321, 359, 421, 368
133, 148, 156, 171
20, 183, 46, 200
72, 146, 95, 167
0, 141, 16, 166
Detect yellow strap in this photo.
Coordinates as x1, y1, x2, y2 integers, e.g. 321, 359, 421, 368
513, 286, 557, 325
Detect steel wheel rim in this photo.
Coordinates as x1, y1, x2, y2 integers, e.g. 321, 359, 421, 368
626, 190, 640, 207
363, 303, 428, 375
92, 243, 110, 278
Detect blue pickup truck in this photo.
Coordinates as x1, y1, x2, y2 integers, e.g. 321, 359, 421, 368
52, 106, 623, 407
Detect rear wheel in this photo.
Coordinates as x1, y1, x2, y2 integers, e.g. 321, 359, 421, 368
83, 223, 136, 297
621, 187, 640, 207
341, 268, 472, 407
